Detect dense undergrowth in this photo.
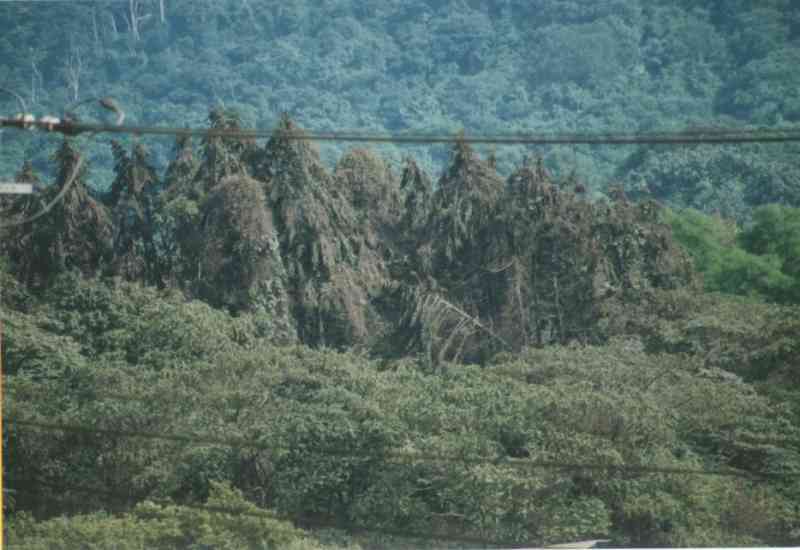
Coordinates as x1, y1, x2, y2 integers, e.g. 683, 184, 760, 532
1, 111, 799, 546
1, 2, 800, 546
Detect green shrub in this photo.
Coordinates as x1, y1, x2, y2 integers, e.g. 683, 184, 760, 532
666, 208, 799, 303
6, 481, 352, 550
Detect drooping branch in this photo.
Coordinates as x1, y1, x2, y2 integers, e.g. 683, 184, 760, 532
405, 288, 511, 364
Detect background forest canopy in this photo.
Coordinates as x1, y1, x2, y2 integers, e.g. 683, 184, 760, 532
2, 1, 800, 549
0, 0, 799, 215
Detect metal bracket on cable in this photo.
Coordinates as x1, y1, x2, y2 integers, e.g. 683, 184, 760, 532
0, 95, 125, 136
0, 116, 86, 135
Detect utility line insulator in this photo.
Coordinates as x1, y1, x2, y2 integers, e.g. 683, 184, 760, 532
0, 116, 82, 135
5, 113, 36, 129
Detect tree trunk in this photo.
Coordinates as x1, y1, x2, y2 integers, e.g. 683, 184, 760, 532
64, 43, 84, 103
553, 274, 564, 343
91, 7, 99, 47
30, 59, 41, 105
128, 0, 140, 41
242, 0, 259, 30
107, 11, 118, 38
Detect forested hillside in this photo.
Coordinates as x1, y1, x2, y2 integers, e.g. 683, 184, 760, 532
2, 114, 800, 547
1, 1, 799, 214
2, 1, 800, 548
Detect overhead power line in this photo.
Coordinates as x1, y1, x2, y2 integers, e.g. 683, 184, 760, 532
7, 416, 797, 480
1, 102, 797, 230
2, 116, 800, 145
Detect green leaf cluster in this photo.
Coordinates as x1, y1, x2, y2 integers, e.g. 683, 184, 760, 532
4, 268, 799, 546
666, 206, 800, 303
7, 482, 351, 550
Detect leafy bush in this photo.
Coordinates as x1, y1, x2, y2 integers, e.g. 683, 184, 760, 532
666, 208, 799, 303
6, 481, 352, 550
6, 281, 800, 546
741, 204, 800, 280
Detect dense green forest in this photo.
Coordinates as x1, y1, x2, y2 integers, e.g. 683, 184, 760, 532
1, 1, 800, 548
1, 0, 799, 214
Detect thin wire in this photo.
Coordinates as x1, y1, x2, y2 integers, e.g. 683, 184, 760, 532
0, 87, 26, 113
9, 477, 533, 548
0, 96, 118, 230
2, 117, 800, 144
9, 380, 800, 451
0, 153, 83, 229
0, 119, 797, 230
6, 416, 795, 480
9, 383, 799, 450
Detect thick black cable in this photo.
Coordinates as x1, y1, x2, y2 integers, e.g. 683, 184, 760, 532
6, 416, 795, 480
0, 118, 796, 231
2, 117, 800, 144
